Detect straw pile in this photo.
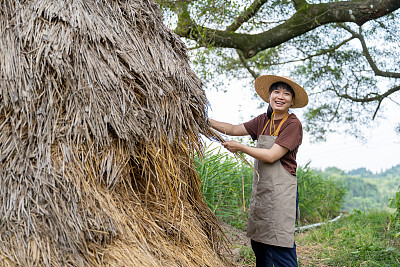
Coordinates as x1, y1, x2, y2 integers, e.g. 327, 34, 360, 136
0, 0, 228, 266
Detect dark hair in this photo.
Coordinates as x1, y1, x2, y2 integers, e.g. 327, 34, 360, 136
266, 82, 295, 119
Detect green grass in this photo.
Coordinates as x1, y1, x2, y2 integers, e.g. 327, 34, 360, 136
238, 245, 256, 266
195, 146, 400, 266
296, 210, 400, 266
194, 145, 253, 229
297, 165, 346, 224
195, 146, 347, 228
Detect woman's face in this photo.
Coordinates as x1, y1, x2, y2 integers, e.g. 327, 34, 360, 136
269, 87, 293, 113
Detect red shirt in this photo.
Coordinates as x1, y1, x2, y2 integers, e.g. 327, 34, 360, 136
243, 113, 303, 176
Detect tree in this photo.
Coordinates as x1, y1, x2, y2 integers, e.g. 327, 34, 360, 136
347, 167, 374, 177
157, 0, 400, 140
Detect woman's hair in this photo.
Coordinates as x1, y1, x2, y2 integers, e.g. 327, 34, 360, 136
266, 82, 295, 119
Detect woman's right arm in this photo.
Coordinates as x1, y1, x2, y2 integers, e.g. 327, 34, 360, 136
209, 119, 249, 136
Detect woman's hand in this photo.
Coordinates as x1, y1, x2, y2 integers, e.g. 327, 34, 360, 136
223, 141, 289, 163
222, 140, 245, 153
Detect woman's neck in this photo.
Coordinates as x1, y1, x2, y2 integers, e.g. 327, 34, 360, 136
273, 110, 289, 120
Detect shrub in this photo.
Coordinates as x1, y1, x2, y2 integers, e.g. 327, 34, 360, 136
390, 187, 400, 226
297, 165, 347, 224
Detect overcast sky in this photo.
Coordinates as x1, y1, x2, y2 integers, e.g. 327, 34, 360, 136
205, 80, 400, 173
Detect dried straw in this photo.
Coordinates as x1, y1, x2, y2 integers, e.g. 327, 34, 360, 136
0, 0, 230, 265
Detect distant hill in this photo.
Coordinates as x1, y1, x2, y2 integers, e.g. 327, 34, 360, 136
316, 164, 400, 211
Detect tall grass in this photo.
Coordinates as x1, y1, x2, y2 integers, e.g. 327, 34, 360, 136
194, 147, 399, 266
195, 146, 346, 227
194, 145, 253, 229
297, 165, 347, 224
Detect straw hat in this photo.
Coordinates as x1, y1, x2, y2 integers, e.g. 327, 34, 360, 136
255, 75, 308, 108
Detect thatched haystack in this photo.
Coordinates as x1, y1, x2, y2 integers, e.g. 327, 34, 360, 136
0, 0, 228, 266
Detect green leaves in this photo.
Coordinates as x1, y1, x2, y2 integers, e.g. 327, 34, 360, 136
194, 145, 253, 228
390, 190, 400, 223
195, 146, 347, 227
297, 165, 347, 224
158, 1, 400, 140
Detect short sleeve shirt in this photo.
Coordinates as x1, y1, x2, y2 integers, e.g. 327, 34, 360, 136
243, 113, 303, 176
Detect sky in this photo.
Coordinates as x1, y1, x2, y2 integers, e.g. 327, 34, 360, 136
205, 80, 400, 173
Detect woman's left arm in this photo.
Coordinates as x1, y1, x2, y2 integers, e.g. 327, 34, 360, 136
222, 140, 288, 163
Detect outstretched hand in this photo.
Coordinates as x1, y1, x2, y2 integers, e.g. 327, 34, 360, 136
222, 140, 244, 153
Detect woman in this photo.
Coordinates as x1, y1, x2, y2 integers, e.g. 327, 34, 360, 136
209, 75, 308, 267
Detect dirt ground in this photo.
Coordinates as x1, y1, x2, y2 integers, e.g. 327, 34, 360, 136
221, 222, 252, 266
222, 223, 329, 267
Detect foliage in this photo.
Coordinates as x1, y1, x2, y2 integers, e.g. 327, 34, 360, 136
317, 164, 400, 211
347, 167, 374, 177
296, 210, 400, 266
377, 164, 400, 178
195, 147, 400, 265
238, 246, 256, 267
194, 145, 253, 229
195, 146, 346, 227
389, 188, 400, 227
158, 0, 400, 139
342, 177, 380, 210
297, 165, 346, 224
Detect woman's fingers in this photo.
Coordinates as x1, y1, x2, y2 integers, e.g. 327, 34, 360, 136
222, 141, 241, 153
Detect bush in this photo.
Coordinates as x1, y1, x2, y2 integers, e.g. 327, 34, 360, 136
297, 165, 347, 224
390, 187, 400, 226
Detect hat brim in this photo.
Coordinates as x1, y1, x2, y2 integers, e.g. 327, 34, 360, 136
254, 75, 308, 108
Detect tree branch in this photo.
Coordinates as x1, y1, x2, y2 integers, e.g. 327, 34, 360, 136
261, 36, 355, 67
225, 0, 269, 32
291, 0, 308, 10
221, 36, 353, 77
156, 0, 195, 9
338, 24, 400, 79
372, 99, 383, 119
338, 85, 400, 103
175, 0, 400, 58
236, 50, 260, 79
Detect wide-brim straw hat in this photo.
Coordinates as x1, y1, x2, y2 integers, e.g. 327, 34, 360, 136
255, 75, 308, 108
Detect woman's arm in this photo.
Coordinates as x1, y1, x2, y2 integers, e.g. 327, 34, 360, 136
222, 140, 288, 163
210, 117, 287, 163
209, 119, 249, 136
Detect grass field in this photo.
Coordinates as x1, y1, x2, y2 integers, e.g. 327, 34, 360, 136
296, 210, 400, 267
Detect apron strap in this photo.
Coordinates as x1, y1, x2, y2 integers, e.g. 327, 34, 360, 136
260, 112, 290, 137
273, 112, 289, 136
261, 119, 270, 136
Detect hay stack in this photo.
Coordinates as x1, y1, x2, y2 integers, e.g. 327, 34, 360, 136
0, 0, 228, 266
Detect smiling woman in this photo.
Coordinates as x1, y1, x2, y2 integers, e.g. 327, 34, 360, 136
210, 75, 308, 267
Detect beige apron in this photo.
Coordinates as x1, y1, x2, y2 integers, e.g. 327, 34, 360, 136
246, 134, 297, 248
